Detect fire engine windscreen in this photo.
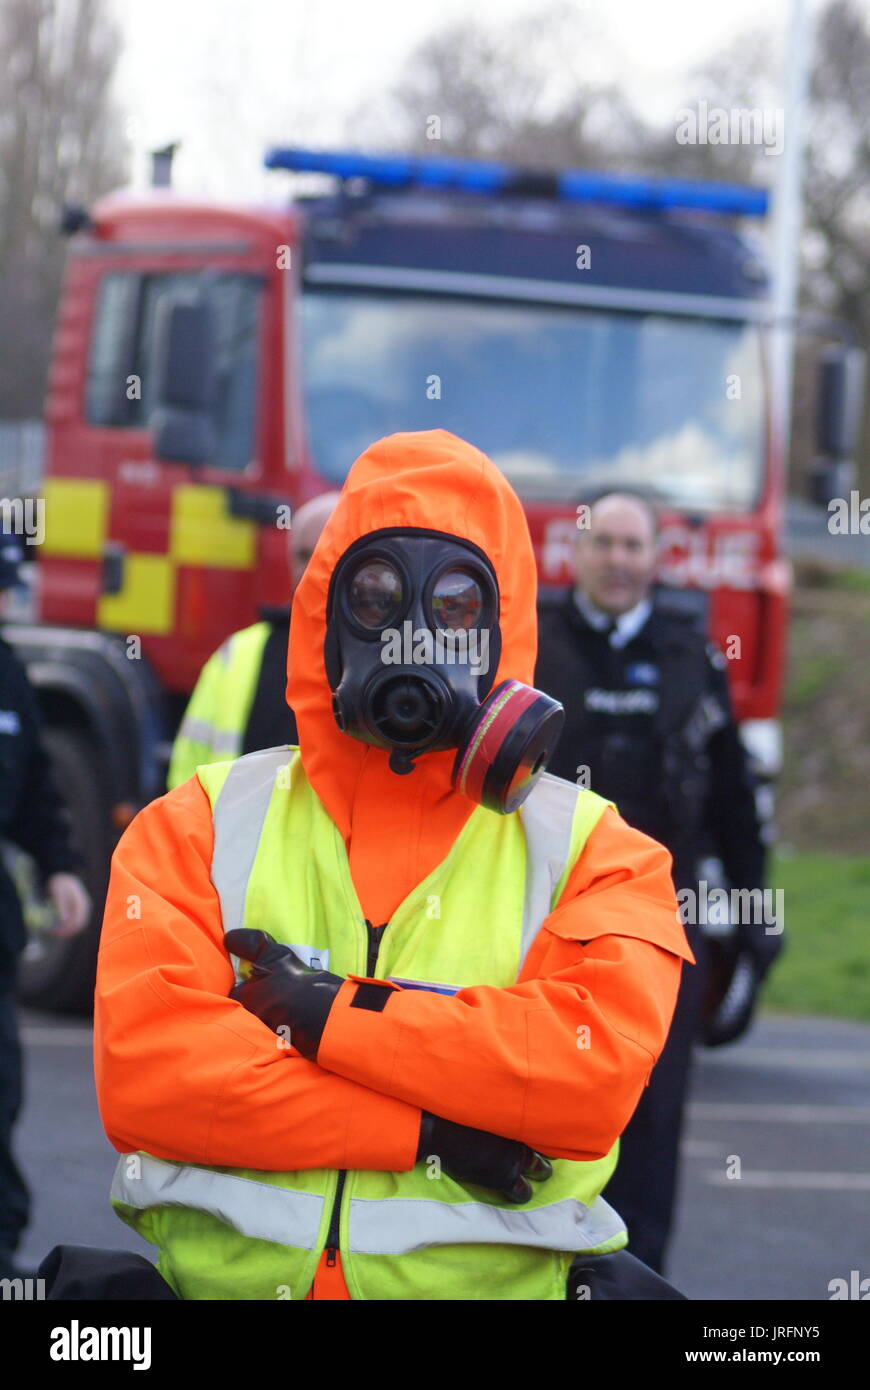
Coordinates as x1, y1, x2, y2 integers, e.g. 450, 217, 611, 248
300, 291, 764, 513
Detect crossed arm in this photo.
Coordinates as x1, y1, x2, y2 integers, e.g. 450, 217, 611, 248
94, 777, 688, 1174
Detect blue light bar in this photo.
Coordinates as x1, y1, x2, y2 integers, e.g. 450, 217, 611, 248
264, 147, 769, 218
559, 170, 768, 216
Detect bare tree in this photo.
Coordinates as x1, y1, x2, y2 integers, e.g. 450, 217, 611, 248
803, 0, 870, 342
636, 26, 781, 184
361, 1, 868, 490
347, 3, 646, 169
641, 3, 869, 488
646, 0, 869, 340
0, 0, 128, 417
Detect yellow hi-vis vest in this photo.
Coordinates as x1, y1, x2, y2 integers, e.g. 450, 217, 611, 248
111, 747, 629, 1301
166, 621, 271, 789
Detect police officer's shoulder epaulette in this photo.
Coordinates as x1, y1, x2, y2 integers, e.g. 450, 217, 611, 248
651, 583, 709, 632
257, 602, 292, 627
0, 630, 24, 667
536, 584, 571, 610
650, 586, 713, 653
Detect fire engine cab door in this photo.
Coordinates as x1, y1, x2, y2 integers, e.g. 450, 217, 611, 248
93, 267, 277, 695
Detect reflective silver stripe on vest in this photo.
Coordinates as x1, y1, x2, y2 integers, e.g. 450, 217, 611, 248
111, 1154, 325, 1250
517, 773, 579, 968
110, 1153, 622, 1256
348, 1191, 625, 1255
211, 748, 289, 934
210, 754, 579, 969
177, 716, 242, 756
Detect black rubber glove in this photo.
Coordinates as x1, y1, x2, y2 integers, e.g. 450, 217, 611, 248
703, 948, 760, 1048
226, 928, 344, 1061
702, 887, 785, 1048
736, 913, 785, 981
417, 1111, 553, 1203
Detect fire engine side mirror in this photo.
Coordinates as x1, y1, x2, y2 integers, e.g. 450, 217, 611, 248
808, 344, 865, 507
151, 296, 218, 465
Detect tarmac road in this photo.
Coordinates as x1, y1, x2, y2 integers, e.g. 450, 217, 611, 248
11, 1007, 870, 1301
669, 1013, 870, 1301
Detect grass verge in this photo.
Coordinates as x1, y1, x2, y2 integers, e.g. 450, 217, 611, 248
760, 854, 870, 1022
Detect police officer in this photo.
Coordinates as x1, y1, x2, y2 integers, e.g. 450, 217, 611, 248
535, 492, 782, 1275
0, 533, 90, 1280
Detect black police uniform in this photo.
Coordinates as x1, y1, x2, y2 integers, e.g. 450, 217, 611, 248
0, 633, 81, 1268
535, 585, 767, 1274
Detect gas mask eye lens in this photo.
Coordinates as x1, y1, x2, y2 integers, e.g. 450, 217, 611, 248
348, 560, 403, 629
432, 570, 483, 631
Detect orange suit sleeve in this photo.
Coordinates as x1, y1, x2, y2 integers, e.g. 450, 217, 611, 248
93, 776, 420, 1173
317, 807, 693, 1161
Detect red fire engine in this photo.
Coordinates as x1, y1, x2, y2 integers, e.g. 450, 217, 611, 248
5, 148, 859, 1009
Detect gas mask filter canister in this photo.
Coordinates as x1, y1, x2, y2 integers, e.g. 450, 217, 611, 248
324, 529, 564, 814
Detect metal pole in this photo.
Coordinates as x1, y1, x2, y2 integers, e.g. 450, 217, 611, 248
770, 0, 813, 466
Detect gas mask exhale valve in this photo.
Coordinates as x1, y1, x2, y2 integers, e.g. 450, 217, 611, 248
323, 529, 564, 814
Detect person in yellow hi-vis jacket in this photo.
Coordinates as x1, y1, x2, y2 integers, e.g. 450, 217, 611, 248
167, 493, 338, 788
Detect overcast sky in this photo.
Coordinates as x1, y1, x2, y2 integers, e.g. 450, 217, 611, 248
110, 0, 828, 197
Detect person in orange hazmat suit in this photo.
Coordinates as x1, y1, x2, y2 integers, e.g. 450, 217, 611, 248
92, 428, 693, 1301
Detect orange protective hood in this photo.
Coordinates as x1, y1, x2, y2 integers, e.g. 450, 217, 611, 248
286, 429, 538, 924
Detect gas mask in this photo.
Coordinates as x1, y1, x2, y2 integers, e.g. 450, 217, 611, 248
324, 529, 564, 814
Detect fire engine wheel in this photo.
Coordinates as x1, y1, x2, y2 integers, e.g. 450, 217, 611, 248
16, 727, 114, 1015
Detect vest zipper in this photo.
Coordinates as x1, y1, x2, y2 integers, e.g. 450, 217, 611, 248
365, 919, 387, 978
324, 921, 389, 1269
324, 1171, 346, 1266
